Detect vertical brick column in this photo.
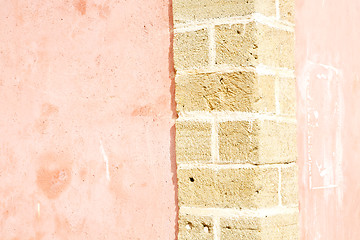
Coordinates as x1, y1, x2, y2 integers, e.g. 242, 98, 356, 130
173, 0, 298, 239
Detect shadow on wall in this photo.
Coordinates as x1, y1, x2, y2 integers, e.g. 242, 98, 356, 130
168, 0, 179, 239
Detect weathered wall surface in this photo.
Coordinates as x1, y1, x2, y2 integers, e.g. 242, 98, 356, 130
173, 0, 299, 239
0, 0, 177, 239
297, 0, 360, 239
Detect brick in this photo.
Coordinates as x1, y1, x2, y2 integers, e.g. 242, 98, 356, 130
279, 77, 296, 116
279, 0, 295, 23
177, 167, 279, 208
174, 29, 209, 70
254, 75, 276, 113
219, 121, 260, 164
281, 164, 299, 206
173, 0, 276, 24
219, 120, 296, 164
260, 213, 299, 239
176, 72, 275, 113
178, 214, 214, 240
178, 168, 219, 207
258, 120, 297, 163
220, 216, 262, 240
220, 212, 299, 239
176, 121, 212, 163
215, 22, 294, 69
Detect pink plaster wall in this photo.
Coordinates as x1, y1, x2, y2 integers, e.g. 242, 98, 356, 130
296, 0, 360, 239
0, 0, 177, 239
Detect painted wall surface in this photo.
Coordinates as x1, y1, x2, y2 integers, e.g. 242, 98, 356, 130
0, 0, 177, 239
297, 0, 360, 239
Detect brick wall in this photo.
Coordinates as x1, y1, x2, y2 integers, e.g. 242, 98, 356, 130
173, 0, 298, 239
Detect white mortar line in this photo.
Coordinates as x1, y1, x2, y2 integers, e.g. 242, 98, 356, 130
275, 76, 281, 114
180, 206, 298, 218
174, 24, 209, 33
213, 216, 220, 240
176, 64, 295, 78
280, 19, 296, 26
253, 13, 294, 31
176, 65, 255, 75
178, 162, 297, 170
211, 117, 220, 163
278, 166, 282, 206
174, 13, 294, 32
175, 15, 252, 31
177, 111, 296, 123
208, 24, 216, 67
275, 0, 280, 20
255, 64, 295, 79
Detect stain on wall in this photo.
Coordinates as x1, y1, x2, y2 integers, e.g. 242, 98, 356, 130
74, 0, 87, 15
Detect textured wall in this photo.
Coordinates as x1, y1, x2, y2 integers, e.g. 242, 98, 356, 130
0, 0, 177, 239
173, 0, 299, 239
297, 0, 360, 239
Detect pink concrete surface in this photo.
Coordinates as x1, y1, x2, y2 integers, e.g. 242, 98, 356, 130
0, 0, 177, 239
296, 0, 360, 239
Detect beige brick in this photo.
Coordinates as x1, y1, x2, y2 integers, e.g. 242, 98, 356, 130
220, 216, 262, 240
219, 120, 296, 164
261, 213, 299, 240
177, 167, 279, 208
279, 77, 296, 116
178, 168, 219, 207
258, 121, 297, 163
176, 121, 212, 163
218, 167, 279, 208
178, 214, 214, 240
173, 0, 276, 24
176, 72, 275, 113
219, 121, 260, 164
220, 212, 299, 239
255, 75, 276, 113
174, 29, 209, 70
215, 22, 294, 69
281, 164, 299, 206
279, 0, 295, 23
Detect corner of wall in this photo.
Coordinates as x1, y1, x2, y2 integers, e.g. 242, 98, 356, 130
172, 0, 298, 239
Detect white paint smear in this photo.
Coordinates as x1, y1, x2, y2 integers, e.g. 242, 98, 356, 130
37, 202, 40, 217
100, 140, 111, 181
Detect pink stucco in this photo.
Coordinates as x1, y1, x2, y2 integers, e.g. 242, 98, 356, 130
297, 0, 360, 239
0, 0, 177, 239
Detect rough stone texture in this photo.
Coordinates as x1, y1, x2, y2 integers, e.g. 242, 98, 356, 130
176, 72, 275, 113
219, 121, 260, 164
178, 168, 219, 207
176, 121, 212, 163
173, 0, 276, 24
255, 75, 276, 114
174, 29, 209, 70
219, 120, 296, 164
221, 216, 262, 239
178, 214, 214, 240
177, 167, 279, 208
173, 0, 298, 238
215, 22, 294, 69
279, 77, 296, 116
258, 120, 297, 163
220, 212, 299, 239
281, 164, 299, 206
279, 0, 295, 23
